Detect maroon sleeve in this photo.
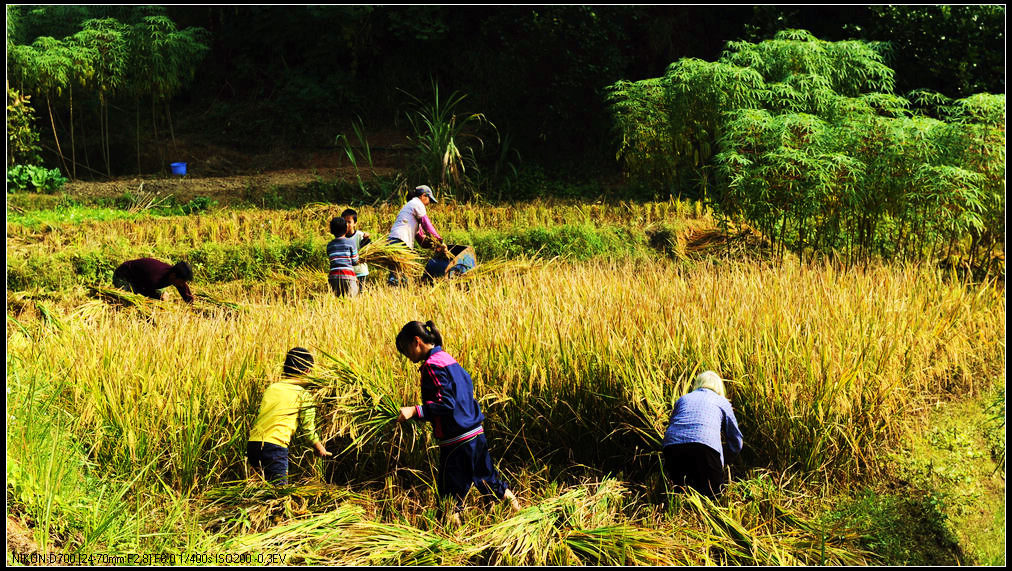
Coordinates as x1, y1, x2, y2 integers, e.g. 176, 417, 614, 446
176, 282, 194, 303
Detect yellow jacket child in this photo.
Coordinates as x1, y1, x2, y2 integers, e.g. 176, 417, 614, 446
247, 347, 331, 484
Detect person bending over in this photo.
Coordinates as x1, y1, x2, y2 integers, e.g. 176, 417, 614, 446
113, 257, 194, 303
661, 371, 743, 498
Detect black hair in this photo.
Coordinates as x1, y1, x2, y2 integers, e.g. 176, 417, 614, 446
283, 347, 314, 377
329, 216, 348, 238
340, 208, 358, 222
396, 320, 443, 355
171, 261, 193, 282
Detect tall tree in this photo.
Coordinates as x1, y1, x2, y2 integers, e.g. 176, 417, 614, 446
126, 15, 209, 172
9, 37, 75, 176
72, 18, 128, 177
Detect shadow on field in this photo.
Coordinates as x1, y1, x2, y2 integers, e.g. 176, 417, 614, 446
302, 369, 783, 511
828, 488, 966, 565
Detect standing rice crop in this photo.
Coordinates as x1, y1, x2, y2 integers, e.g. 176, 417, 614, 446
6, 236, 1003, 563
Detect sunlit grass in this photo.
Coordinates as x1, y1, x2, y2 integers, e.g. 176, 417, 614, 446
6, 199, 1003, 564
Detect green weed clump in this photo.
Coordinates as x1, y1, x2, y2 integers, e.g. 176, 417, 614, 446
445, 223, 645, 261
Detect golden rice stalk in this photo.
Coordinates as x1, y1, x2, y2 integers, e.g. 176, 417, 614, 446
6, 290, 40, 317
463, 484, 593, 565
318, 521, 463, 565
6, 289, 71, 319
206, 480, 358, 510
303, 350, 409, 451
195, 291, 246, 313
265, 269, 300, 286
204, 480, 364, 537
462, 479, 675, 565
450, 254, 551, 282
69, 299, 109, 322
86, 285, 155, 318
359, 241, 424, 276
221, 506, 366, 557
565, 524, 678, 566
681, 490, 870, 566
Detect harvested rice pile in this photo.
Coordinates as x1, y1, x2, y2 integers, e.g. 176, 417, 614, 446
359, 241, 424, 277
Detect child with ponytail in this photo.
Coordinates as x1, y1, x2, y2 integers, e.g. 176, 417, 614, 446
395, 320, 520, 524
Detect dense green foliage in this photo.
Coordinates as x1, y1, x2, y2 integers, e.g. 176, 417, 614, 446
6, 6, 209, 178
861, 5, 1005, 98
608, 30, 1005, 272
6, 89, 42, 165
6, 5, 1003, 180
741, 6, 1005, 99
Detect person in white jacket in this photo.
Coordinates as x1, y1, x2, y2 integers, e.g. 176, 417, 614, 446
387, 184, 444, 285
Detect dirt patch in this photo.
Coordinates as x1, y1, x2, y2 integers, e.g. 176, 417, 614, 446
64, 168, 371, 206
62, 130, 412, 205
7, 515, 41, 558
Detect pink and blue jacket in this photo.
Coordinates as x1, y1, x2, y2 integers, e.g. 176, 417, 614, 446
412, 346, 485, 446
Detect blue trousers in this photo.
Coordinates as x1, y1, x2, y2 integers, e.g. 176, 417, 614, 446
437, 433, 509, 512
247, 441, 289, 485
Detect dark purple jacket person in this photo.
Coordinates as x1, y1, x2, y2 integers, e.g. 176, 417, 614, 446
113, 258, 194, 303
395, 320, 520, 520
414, 346, 486, 444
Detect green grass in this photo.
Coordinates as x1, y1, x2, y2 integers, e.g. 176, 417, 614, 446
826, 388, 1007, 565
826, 490, 962, 565
7, 206, 157, 228
901, 393, 1006, 565
6, 361, 151, 555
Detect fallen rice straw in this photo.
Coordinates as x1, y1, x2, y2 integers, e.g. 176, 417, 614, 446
87, 285, 156, 318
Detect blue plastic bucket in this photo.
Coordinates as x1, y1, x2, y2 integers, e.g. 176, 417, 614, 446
170, 162, 187, 176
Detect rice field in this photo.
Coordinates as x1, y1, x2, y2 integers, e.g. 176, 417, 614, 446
6, 198, 1005, 565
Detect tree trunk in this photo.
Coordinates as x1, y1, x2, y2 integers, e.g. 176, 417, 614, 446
136, 97, 142, 176
69, 83, 76, 180
982, 241, 997, 280
165, 100, 176, 149
46, 94, 71, 177
151, 95, 159, 140
98, 94, 106, 173
80, 100, 91, 171
103, 95, 112, 178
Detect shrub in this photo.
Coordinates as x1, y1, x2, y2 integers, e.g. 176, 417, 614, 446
608, 29, 1005, 269
6, 164, 68, 193
6, 88, 41, 165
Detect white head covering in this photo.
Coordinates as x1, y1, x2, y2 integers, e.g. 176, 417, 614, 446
691, 370, 726, 398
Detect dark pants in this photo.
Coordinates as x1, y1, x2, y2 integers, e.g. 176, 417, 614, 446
247, 441, 289, 485
437, 433, 509, 512
328, 276, 360, 297
386, 237, 410, 286
662, 443, 725, 498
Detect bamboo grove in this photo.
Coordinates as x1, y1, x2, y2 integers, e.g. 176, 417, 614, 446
6, 7, 209, 178
607, 30, 1005, 275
